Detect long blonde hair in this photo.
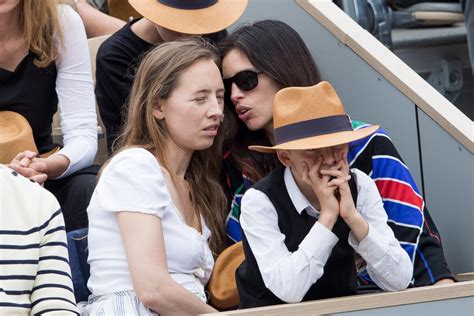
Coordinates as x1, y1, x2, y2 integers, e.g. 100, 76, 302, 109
113, 38, 227, 255
20, 0, 65, 68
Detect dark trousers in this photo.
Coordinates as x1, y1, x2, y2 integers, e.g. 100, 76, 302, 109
45, 165, 100, 231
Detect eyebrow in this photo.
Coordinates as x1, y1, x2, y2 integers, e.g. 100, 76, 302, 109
193, 88, 225, 94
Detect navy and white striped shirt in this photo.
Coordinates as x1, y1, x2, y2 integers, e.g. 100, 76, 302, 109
0, 165, 78, 315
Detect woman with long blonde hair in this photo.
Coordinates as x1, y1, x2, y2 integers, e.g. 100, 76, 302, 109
84, 38, 227, 315
1, 0, 98, 231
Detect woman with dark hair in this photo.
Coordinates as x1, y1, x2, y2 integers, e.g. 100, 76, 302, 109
219, 20, 454, 297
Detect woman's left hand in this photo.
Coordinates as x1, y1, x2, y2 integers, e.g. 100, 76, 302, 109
9, 151, 49, 185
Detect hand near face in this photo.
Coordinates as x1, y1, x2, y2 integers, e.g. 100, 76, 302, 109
301, 156, 339, 229
9, 151, 49, 185
321, 153, 357, 222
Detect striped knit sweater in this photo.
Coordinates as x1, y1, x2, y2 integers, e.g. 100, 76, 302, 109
224, 122, 453, 286
0, 165, 78, 315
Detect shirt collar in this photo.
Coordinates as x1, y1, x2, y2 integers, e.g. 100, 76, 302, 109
284, 167, 319, 215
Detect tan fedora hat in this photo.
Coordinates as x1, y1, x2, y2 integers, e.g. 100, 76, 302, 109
250, 82, 380, 153
208, 241, 245, 309
0, 111, 39, 164
128, 0, 248, 35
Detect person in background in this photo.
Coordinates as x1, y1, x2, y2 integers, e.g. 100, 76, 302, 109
95, 0, 248, 152
83, 38, 227, 315
75, 0, 126, 38
219, 20, 454, 287
237, 82, 412, 307
0, 164, 78, 315
1, 0, 98, 231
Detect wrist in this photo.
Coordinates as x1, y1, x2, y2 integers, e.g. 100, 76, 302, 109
318, 212, 338, 230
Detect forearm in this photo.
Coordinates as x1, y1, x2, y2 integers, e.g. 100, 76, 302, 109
138, 277, 216, 315
44, 154, 70, 179
355, 225, 413, 291
257, 222, 338, 303
76, 0, 125, 38
344, 212, 369, 242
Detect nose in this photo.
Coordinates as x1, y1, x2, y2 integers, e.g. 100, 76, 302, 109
230, 83, 245, 105
208, 96, 224, 121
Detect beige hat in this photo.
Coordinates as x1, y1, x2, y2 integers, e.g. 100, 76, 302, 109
208, 241, 244, 309
0, 111, 38, 164
249, 82, 379, 153
128, 0, 248, 35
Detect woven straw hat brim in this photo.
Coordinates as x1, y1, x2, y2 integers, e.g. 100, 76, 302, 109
0, 111, 38, 164
249, 125, 379, 153
128, 0, 248, 34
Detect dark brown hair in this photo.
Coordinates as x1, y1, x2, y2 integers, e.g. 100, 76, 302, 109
219, 20, 323, 182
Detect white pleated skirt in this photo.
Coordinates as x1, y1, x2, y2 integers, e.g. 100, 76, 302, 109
79, 291, 158, 316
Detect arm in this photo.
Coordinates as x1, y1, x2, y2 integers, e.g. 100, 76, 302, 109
347, 169, 413, 291
76, 0, 125, 38
240, 189, 339, 303
349, 125, 454, 285
117, 212, 217, 315
30, 201, 78, 315
52, 5, 98, 178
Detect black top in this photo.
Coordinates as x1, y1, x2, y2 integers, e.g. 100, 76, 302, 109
236, 166, 358, 309
95, 18, 228, 152
0, 52, 58, 154
95, 19, 152, 152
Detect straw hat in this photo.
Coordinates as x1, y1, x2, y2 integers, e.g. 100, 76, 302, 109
250, 82, 379, 153
208, 241, 245, 309
128, 0, 248, 34
0, 111, 38, 164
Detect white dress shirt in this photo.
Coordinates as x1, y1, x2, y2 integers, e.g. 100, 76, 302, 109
240, 167, 413, 303
51, 5, 98, 178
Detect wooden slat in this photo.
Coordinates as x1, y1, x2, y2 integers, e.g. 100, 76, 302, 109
208, 279, 474, 315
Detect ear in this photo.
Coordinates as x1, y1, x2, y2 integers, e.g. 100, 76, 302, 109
152, 99, 165, 120
276, 150, 292, 167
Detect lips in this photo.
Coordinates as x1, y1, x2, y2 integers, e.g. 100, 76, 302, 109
203, 123, 220, 136
236, 105, 252, 121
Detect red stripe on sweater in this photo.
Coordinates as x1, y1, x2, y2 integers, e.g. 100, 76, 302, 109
375, 179, 423, 212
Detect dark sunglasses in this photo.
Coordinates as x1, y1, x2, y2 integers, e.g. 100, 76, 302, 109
223, 70, 264, 94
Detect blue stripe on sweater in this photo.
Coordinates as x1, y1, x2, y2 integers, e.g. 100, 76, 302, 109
372, 157, 421, 194
383, 200, 423, 228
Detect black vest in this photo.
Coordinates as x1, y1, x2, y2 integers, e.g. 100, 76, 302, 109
236, 166, 358, 308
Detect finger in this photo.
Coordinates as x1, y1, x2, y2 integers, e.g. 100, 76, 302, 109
328, 176, 351, 187
308, 157, 323, 182
301, 162, 310, 184
19, 157, 33, 168
8, 164, 41, 178
30, 174, 48, 185
320, 168, 345, 178
29, 160, 48, 173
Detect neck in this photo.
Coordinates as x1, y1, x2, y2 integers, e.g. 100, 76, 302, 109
0, 6, 22, 43
131, 18, 163, 45
163, 139, 193, 180
264, 122, 275, 145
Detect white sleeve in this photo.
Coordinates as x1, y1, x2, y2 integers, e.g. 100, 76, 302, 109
348, 169, 413, 291
52, 5, 97, 178
240, 188, 338, 303
94, 148, 170, 217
